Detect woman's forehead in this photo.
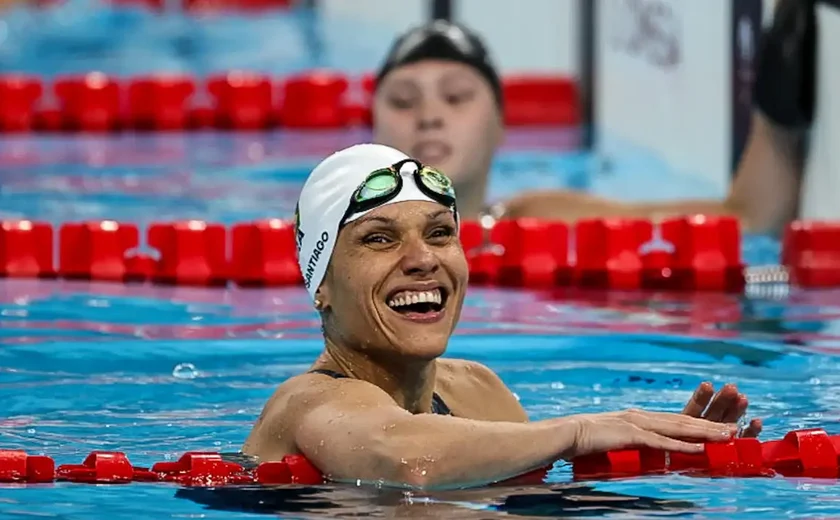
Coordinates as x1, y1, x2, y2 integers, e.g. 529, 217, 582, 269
354, 201, 453, 225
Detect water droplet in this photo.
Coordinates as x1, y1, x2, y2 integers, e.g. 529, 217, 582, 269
172, 363, 198, 379
420, 470, 427, 476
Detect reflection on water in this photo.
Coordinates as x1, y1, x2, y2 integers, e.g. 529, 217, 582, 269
177, 483, 695, 518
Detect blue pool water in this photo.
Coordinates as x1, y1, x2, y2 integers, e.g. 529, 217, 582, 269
0, 130, 838, 519
1, 3, 839, 518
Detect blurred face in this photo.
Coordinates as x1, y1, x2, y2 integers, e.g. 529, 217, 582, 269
373, 60, 503, 189
316, 200, 468, 361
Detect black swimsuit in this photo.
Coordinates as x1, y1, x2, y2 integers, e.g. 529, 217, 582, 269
309, 369, 452, 416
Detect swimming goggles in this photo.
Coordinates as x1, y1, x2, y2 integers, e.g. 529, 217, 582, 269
339, 158, 457, 225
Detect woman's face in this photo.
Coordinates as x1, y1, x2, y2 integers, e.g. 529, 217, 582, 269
372, 60, 503, 190
317, 200, 468, 360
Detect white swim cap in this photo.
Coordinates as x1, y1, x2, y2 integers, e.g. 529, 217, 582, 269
295, 143, 456, 300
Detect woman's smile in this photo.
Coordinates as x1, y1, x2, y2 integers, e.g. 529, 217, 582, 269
384, 282, 450, 324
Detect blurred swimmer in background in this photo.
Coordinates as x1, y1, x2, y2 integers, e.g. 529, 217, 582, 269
371, 8, 814, 236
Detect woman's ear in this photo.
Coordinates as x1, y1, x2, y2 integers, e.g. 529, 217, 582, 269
314, 285, 330, 312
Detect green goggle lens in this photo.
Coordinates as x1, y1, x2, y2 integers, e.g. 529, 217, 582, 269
355, 170, 399, 202
419, 167, 455, 198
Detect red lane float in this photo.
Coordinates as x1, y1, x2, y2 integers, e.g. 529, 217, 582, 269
59, 221, 139, 281
782, 221, 840, 288
231, 219, 301, 286
54, 73, 122, 132
574, 428, 840, 480
574, 219, 650, 290
0, 221, 54, 278
208, 72, 274, 130
660, 215, 744, 292
184, 0, 292, 11
280, 71, 350, 129
148, 221, 227, 286
0, 450, 54, 483
344, 73, 376, 127
0, 76, 42, 132
0, 72, 579, 132
497, 219, 571, 288
503, 76, 580, 126
127, 76, 196, 131
3, 429, 839, 486
0, 216, 833, 291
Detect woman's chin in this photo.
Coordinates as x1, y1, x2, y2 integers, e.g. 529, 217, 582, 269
393, 336, 449, 361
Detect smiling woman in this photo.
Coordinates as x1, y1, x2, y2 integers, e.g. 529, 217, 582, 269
242, 143, 762, 489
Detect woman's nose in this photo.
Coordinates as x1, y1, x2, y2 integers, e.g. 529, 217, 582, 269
399, 238, 439, 276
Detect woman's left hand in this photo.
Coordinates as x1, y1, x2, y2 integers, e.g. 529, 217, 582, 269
682, 382, 762, 438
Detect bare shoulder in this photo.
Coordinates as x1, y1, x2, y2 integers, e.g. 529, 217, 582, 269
242, 372, 387, 461
437, 358, 505, 387
435, 359, 529, 422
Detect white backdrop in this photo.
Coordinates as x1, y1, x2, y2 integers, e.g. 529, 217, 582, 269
801, 2, 840, 220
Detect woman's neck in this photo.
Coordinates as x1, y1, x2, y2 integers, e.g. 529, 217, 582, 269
316, 339, 438, 414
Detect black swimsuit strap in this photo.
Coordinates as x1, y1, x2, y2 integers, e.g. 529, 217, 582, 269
309, 369, 346, 379
309, 369, 452, 416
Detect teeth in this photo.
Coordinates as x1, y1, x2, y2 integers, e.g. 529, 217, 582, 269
388, 289, 442, 308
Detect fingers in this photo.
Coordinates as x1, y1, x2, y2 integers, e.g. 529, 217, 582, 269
682, 382, 714, 417
628, 425, 705, 454
740, 418, 763, 438
723, 393, 749, 424
623, 409, 737, 442
703, 384, 741, 422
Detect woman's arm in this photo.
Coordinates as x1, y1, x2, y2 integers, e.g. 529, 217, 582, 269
504, 112, 803, 235
287, 377, 735, 489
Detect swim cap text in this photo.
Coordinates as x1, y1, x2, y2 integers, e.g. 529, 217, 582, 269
303, 231, 330, 289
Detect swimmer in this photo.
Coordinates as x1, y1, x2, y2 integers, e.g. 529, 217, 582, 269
242, 143, 761, 488
369, 19, 724, 227
370, 13, 808, 236
372, 20, 503, 220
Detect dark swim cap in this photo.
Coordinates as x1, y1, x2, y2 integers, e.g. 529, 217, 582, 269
375, 20, 503, 107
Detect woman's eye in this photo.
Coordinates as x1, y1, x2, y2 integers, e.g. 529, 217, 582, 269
363, 234, 391, 245
429, 226, 455, 239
